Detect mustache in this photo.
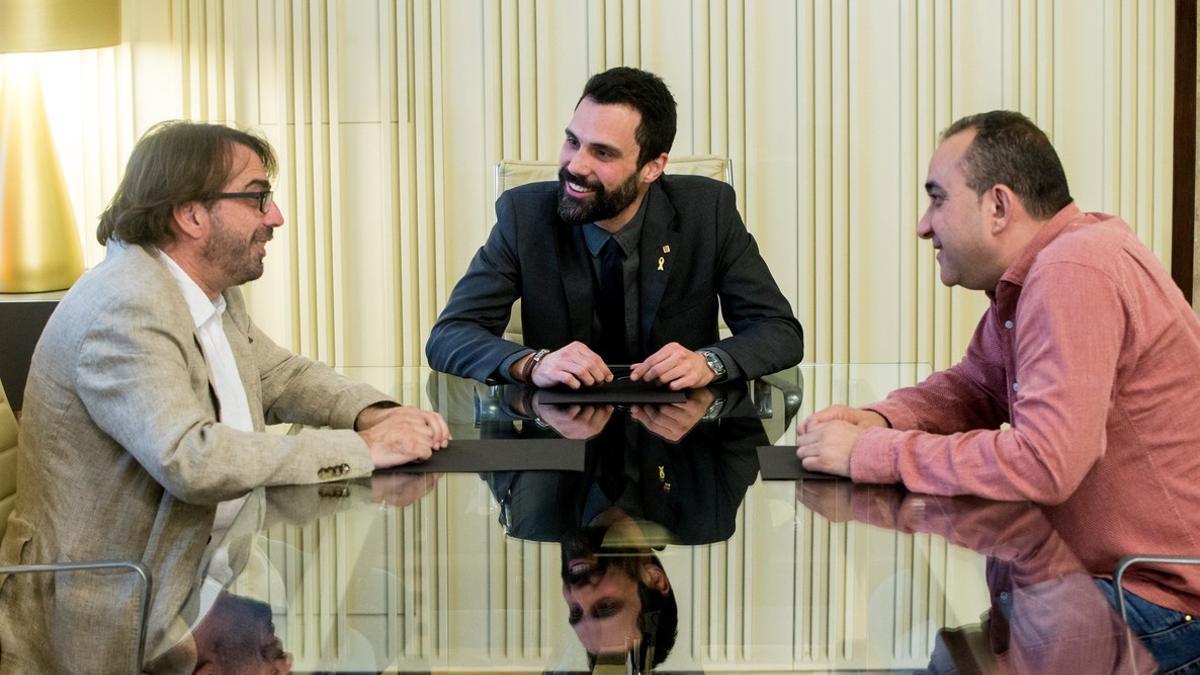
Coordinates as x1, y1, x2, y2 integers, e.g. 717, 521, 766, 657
558, 166, 604, 193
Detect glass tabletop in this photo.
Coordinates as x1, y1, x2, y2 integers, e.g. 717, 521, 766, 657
160, 365, 1151, 673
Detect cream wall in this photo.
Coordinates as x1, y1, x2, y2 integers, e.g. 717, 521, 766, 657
26, 0, 1176, 371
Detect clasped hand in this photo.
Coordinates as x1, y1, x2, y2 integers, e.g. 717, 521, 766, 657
356, 405, 451, 469
530, 341, 714, 390
794, 405, 887, 477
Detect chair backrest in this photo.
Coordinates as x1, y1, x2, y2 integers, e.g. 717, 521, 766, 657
492, 155, 735, 342
0, 381, 18, 542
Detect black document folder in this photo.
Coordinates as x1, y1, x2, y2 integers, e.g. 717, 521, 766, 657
536, 378, 687, 405
757, 445, 846, 481
384, 439, 586, 473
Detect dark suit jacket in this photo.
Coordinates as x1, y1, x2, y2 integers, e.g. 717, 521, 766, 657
426, 175, 803, 382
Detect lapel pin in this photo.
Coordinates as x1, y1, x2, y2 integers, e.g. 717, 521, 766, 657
661, 244, 670, 253
657, 256, 665, 271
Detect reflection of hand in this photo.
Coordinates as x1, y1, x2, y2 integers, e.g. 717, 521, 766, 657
531, 341, 613, 389
795, 480, 856, 523
370, 472, 443, 508
794, 420, 863, 477
799, 404, 888, 433
358, 407, 451, 469
532, 394, 613, 440
630, 342, 714, 390
630, 388, 716, 442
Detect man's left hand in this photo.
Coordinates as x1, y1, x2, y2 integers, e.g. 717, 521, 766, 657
630, 342, 715, 390
794, 420, 864, 477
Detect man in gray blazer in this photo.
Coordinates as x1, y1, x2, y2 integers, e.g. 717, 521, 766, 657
0, 121, 448, 672
426, 67, 803, 390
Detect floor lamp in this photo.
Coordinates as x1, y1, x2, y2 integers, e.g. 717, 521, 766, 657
0, 0, 121, 293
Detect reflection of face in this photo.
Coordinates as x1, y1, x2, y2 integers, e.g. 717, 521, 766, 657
557, 97, 647, 228
193, 593, 293, 675
201, 144, 284, 290
562, 558, 645, 654
560, 526, 670, 663
916, 129, 999, 290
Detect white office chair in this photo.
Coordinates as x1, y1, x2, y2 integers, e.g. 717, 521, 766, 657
492, 155, 735, 342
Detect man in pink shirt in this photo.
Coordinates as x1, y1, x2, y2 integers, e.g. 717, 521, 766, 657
796, 111, 1200, 671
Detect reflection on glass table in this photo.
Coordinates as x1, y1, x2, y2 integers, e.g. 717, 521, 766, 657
167, 364, 1163, 673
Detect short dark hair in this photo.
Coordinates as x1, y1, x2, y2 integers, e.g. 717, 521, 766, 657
579, 67, 677, 168
940, 110, 1072, 219
97, 121, 277, 246
634, 557, 678, 670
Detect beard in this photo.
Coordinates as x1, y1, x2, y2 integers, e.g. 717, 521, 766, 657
203, 213, 272, 287
557, 166, 642, 226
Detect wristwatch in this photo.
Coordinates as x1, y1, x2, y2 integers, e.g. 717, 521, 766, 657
698, 349, 726, 378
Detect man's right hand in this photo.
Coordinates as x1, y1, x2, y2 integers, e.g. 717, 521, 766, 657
799, 405, 888, 433
524, 341, 613, 389
532, 395, 613, 440
357, 407, 451, 469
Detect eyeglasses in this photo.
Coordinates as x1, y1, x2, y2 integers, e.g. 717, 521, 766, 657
213, 190, 274, 214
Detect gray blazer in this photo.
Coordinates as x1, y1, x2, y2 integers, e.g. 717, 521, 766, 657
426, 175, 804, 383
0, 242, 389, 673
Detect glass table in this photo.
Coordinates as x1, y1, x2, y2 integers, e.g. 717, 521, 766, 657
157, 365, 1151, 673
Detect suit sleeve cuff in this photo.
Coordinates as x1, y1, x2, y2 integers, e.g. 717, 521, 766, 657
497, 349, 536, 384
333, 384, 395, 430
849, 427, 900, 484
705, 347, 741, 381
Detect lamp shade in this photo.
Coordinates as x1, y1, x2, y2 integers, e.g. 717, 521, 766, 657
0, 0, 121, 54
0, 65, 84, 292
0, 0, 119, 292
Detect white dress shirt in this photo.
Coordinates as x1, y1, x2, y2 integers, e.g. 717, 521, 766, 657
157, 250, 254, 534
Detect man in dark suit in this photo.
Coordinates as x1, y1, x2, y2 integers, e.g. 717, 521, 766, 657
426, 67, 802, 389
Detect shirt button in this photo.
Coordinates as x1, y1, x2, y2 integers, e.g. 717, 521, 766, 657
1012, 382, 1020, 392
1004, 320, 1014, 330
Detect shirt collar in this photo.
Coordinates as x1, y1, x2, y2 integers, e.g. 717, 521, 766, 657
582, 189, 651, 257
157, 249, 226, 329
996, 201, 1082, 291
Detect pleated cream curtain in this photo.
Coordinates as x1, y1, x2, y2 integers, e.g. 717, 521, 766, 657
36, 0, 1176, 372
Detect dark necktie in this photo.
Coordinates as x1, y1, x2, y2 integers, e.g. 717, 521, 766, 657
596, 237, 627, 363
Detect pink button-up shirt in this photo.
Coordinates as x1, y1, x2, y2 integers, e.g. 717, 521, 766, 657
852, 203, 1200, 614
